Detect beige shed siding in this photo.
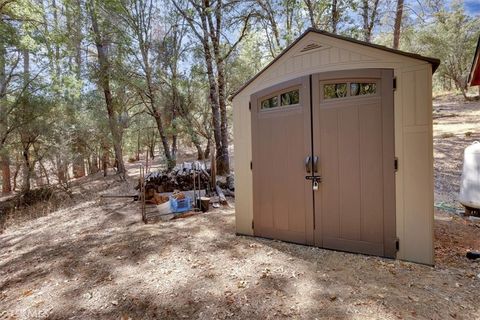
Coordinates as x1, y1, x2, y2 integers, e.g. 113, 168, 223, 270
397, 65, 434, 264
233, 93, 253, 234
232, 32, 434, 264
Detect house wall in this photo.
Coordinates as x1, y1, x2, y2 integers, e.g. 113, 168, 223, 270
232, 32, 434, 265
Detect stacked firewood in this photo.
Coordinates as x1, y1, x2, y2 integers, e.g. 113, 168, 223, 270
143, 162, 212, 193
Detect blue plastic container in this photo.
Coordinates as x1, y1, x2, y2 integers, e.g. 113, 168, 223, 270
169, 196, 192, 213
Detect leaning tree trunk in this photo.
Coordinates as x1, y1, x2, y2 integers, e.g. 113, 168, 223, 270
89, 0, 126, 179
136, 19, 174, 170
145, 72, 173, 168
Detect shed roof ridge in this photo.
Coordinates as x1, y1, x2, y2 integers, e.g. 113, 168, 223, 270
230, 28, 440, 100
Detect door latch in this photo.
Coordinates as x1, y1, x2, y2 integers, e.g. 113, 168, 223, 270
305, 175, 322, 190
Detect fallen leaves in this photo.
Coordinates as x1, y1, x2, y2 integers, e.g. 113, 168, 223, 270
22, 290, 33, 297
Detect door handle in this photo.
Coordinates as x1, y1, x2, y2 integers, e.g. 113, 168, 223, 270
305, 156, 312, 173
313, 156, 319, 173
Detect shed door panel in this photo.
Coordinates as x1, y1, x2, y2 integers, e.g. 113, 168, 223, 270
251, 76, 313, 245
312, 69, 396, 258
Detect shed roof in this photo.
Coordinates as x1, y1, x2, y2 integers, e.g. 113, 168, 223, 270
230, 28, 440, 100
468, 36, 480, 86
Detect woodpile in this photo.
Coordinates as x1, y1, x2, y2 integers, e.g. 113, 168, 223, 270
141, 162, 212, 194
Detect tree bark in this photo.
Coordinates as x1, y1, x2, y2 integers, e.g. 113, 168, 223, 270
393, 0, 404, 49
102, 144, 109, 177
21, 144, 31, 192
90, 153, 99, 174
73, 138, 86, 178
56, 155, 67, 184
1, 153, 11, 193
89, 0, 126, 179
362, 0, 380, 43
204, 138, 211, 160
305, 0, 317, 28
170, 68, 179, 164
206, 0, 230, 175
136, 131, 140, 161
21, 49, 31, 193
331, 0, 338, 33
12, 153, 20, 191
38, 159, 50, 186
0, 36, 10, 194
73, 157, 85, 178
174, 0, 238, 175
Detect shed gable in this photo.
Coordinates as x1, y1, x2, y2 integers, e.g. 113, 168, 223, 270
258, 32, 414, 84
231, 29, 439, 101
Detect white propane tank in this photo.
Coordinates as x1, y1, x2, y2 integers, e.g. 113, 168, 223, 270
459, 141, 480, 211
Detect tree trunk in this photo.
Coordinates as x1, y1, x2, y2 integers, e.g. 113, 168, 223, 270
195, 143, 204, 160
170, 65, 179, 163
1, 152, 11, 193
73, 140, 86, 178
148, 132, 155, 159
134, 6, 174, 170
56, 155, 67, 184
21, 146, 31, 192
362, 0, 370, 42
331, 0, 338, 33
102, 145, 109, 177
0, 40, 9, 194
210, 147, 216, 190
305, 0, 316, 28
136, 131, 140, 161
362, 0, 380, 43
206, 4, 230, 175
89, 0, 126, 179
21, 49, 31, 193
12, 153, 20, 191
393, 0, 404, 49
90, 153, 99, 174
38, 159, 50, 186
204, 138, 211, 160
73, 157, 85, 178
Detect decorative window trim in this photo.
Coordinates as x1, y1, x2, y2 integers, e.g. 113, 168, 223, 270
321, 79, 379, 100
260, 86, 301, 111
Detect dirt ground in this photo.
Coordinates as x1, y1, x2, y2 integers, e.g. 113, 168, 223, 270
433, 93, 480, 210
1, 94, 480, 319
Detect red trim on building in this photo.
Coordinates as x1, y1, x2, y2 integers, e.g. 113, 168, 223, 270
469, 36, 480, 87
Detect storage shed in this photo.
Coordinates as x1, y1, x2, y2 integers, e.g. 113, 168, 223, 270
231, 28, 440, 265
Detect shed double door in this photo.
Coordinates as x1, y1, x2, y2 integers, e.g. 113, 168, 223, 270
251, 69, 396, 258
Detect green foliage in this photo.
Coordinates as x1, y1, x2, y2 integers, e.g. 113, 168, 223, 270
415, 2, 479, 95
